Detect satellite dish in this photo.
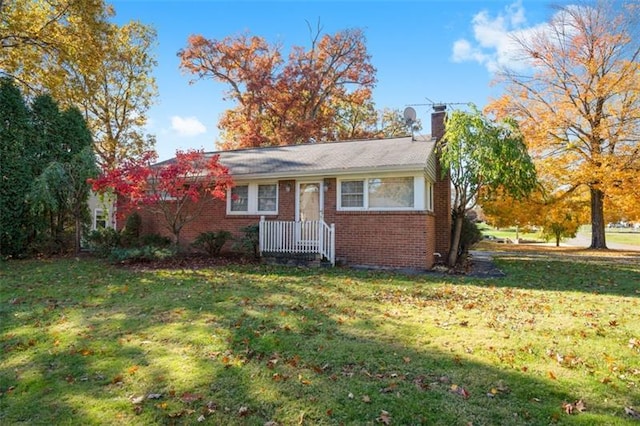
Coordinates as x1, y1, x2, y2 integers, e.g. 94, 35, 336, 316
403, 107, 417, 140
403, 107, 417, 124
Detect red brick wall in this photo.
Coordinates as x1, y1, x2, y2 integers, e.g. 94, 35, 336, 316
134, 180, 296, 251
333, 211, 436, 269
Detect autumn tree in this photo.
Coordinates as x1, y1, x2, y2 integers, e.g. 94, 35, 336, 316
179, 26, 376, 149
487, 1, 640, 249
1, 0, 157, 169
482, 185, 589, 246
69, 20, 158, 169
90, 150, 234, 248
440, 105, 537, 267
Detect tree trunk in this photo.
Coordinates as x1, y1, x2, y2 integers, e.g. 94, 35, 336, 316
447, 214, 464, 267
555, 234, 560, 247
590, 187, 607, 249
74, 217, 82, 254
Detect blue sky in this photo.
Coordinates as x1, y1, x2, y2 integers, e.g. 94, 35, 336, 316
110, 0, 565, 161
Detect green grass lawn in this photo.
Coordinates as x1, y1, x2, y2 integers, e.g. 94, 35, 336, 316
1, 255, 639, 425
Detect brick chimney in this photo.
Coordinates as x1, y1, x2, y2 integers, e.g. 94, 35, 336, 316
432, 104, 451, 259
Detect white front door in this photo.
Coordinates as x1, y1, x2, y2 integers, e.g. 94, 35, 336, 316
297, 182, 322, 244
297, 182, 322, 221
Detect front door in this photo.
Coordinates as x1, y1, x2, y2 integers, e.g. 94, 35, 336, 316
297, 182, 322, 244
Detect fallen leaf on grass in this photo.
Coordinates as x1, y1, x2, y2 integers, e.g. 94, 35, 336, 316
362, 395, 371, 403
562, 399, 586, 415
380, 383, 397, 393
180, 392, 203, 403
625, 407, 640, 420
130, 395, 145, 404
547, 371, 557, 380
376, 410, 391, 425
147, 393, 162, 399
238, 406, 249, 417
450, 384, 470, 399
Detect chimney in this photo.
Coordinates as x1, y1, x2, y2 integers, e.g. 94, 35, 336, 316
432, 104, 451, 260
431, 104, 446, 142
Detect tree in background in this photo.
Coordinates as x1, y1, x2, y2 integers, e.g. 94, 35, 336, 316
539, 194, 589, 247
488, 1, 640, 249
439, 105, 537, 267
482, 186, 589, 247
377, 108, 422, 138
29, 105, 97, 254
90, 150, 234, 248
0, 0, 157, 169
179, 26, 376, 149
70, 20, 158, 170
0, 80, 97, 257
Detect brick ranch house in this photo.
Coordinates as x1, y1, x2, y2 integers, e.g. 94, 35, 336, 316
130, 106, 451, 270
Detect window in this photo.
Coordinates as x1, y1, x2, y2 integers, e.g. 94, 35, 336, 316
93, 209, 112, 230
340, 180, 364, 208
230, 185, 249, 212
258, 184, 277, 212
227, 183, 278, 215
338, 177, 417, 210
368, 177, 414, 208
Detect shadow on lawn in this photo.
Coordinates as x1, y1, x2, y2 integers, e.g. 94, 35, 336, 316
1, 259, 636, 424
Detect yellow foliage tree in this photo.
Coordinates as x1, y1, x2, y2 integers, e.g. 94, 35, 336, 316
0, 0, 157, 169
487, 1, 640, 249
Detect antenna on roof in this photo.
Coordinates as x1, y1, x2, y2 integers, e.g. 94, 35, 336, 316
403, 107, 417, 140
407, 97, 471, 110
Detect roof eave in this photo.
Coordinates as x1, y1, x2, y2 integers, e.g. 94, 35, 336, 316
229, 164, 429, 181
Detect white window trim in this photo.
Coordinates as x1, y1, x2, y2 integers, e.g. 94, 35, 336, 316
93, 208, 114, 230
227, 182, 279, 215
337, 175, 426, 211
425, 180, 434, 212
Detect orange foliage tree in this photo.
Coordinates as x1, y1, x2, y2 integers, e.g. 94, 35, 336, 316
481, 186, 589, 246
178, 26, 376, 149
487, 2, 640, 249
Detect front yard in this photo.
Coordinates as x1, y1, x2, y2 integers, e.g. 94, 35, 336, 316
1, 250, 639, 425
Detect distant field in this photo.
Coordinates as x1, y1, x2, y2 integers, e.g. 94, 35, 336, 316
477, 224, 543, 243
582, 228, 640, 246
480, 224, 640, 247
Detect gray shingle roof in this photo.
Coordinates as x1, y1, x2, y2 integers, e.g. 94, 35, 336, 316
203, 136, 436, 179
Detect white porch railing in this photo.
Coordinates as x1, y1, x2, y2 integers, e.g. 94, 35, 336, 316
259, 217, 335, 266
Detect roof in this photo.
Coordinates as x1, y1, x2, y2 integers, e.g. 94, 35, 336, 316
197, 135, 437, 180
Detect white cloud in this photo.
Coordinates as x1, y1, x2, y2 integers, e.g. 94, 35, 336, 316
170, 116, 207, 137
451, 0, 536, 73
